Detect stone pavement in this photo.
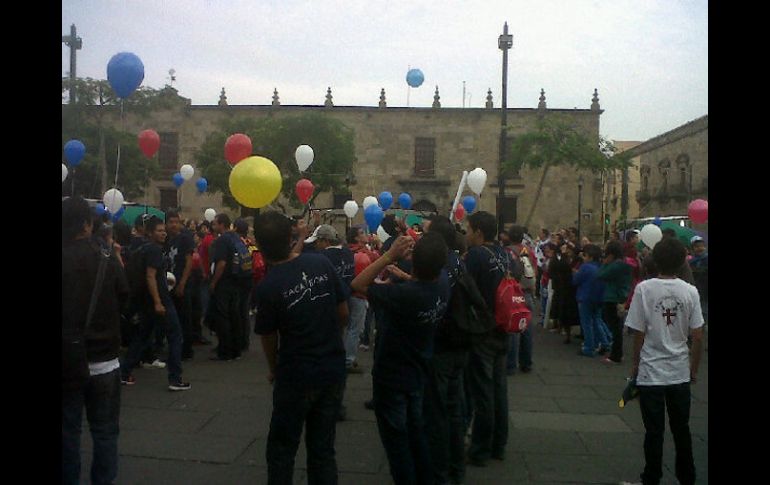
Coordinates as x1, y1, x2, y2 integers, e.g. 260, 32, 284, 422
81, 316, 708, 484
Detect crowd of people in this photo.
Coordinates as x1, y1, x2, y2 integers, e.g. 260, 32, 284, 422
62, 195, 707, 485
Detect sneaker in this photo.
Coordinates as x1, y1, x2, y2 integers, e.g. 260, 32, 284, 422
168, 381, 191, 391
358, 344, 370, 351
141, 359, 166, 369
619, 482, 642, 485
121, 375, 136, 386
602, 357, 622, 365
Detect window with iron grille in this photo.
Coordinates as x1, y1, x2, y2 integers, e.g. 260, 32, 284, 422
158, 132, 179, 171
159, 188, 177, 211
333, 192, 352, 209
414, 137, 436, 177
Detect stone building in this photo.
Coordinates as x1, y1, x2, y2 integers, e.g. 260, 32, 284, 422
626, 115, 708, 219
74, 86, 612, 240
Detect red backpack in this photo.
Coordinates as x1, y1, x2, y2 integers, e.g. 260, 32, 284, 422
494, 276, 531, 333
483, 246, 532, 333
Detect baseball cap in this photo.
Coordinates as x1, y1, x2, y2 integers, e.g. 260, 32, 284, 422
690, 235, 704, 246
304, 224, 338, 244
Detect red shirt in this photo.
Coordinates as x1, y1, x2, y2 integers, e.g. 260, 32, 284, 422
199, 233, 215, 279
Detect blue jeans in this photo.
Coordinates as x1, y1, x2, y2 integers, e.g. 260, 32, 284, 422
507, 292, 534, 370
345, 297, 368, 366
62, 368, 121, 485
467, 341, 508, 463
578, 302, 599, 355
374, 383, 433, 485
121, 301, 184, 384
266, 380, 343, 485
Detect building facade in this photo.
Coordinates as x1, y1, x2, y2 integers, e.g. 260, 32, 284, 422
71, 87, 611, 239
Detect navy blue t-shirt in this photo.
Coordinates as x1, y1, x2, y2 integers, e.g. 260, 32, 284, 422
210, 232, 237, 283
165, 229, 195, 280
465, 244, 512, 312
368, 278, 450, 392
321, 246, 354, 299
144, 243, 171, 304
254, 253, 347, 389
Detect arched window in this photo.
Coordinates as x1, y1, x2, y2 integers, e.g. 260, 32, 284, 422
641, 166, 650, 192
658, 159, 671, 192
675, 154, 690, 189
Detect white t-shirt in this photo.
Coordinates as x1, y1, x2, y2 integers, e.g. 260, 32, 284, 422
624, 278, 704, 386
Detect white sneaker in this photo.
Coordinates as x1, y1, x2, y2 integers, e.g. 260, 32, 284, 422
619, 481, 642, 485
142, 359, 167, 369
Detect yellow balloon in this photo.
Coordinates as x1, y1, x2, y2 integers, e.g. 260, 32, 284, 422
228, 156, 283, 208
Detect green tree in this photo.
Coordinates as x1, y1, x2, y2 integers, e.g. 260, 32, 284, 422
504, 114, 631, 228
195, 113, 356, 211
62, 77, 189, 201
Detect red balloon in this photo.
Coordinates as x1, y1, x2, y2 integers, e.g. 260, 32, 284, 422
138, 129, 160, 158
224, 133, 252, 165
454, 205, 466, 221
295, 178, 314, 205
688, 199, 708, 224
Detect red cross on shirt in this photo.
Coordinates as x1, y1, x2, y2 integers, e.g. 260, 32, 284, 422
662, 308, 677, 325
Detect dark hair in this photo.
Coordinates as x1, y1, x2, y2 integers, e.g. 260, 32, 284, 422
541, 228, 550, 237
144, 215, 164, 234
254, 211, 293, 262
583, 244, 602, 261
234, 218, 249, 237
508, 225, 525, 244
605, 240, 624, 260
381, 214, 397, 237
625, 230, 638, 242
215, 213, 231, 228
662, 228, 677, 239
467, 211, 497, 242
133, 213, 149, 229
113, 219, 132, 245
62, 197, 92, 244
543, 242, 558, 253
347, 226, 363, 244
165, 209, 180, 221
412, 232, 448, 281
652, 237, 687, 276
426, 215, 457, 250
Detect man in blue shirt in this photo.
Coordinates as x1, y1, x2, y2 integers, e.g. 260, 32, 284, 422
254, 212, 349, 485
351, 232, 449, 485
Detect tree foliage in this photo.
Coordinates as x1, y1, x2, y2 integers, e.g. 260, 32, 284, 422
195, 113, 356, 211
62, 77, 189, 200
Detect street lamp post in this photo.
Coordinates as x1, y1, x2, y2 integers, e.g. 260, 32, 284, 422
497, 22, 513, 232
577, 175, 584, 242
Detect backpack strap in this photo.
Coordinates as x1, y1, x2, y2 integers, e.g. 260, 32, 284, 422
480, 244, 512, 279
85, 243, 112, 332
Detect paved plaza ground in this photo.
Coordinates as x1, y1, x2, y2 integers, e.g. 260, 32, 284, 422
80, 311, 708, 484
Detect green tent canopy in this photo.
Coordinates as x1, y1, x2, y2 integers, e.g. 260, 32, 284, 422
121, 205, 165, 226
659, 221, 698, 247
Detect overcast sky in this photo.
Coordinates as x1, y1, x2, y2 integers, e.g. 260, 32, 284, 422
62, 0, 707, 142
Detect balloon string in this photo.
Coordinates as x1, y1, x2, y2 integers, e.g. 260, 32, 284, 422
113, 100, 125, 189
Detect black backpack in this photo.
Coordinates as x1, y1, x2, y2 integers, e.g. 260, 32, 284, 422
439, 266, 497, 349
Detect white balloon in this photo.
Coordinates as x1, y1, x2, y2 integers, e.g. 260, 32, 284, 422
180, 164, 195, 181
343, 200, 359, 219
62, 163, 68, 182
204, 208, 216, 222
295, 145, 314, 172
377, 225, 390, 242
363, 196, 379, 210
640, 224, 663, 248
102, 188, 124, 214
467, 167, 488, 196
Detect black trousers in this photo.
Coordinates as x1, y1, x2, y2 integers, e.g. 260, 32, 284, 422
211, 281, 243, 359
638, 383, 695, 485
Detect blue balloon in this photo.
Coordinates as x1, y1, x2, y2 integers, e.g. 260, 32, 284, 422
107, 52, 145, 98
111, 206, 126, 222
196, 177, 208, 193
398, 192, 412, 210
64, 139, 86, 167
173, 172, 184, 188
94, 203, 106, 216
462, 195, 477, 214
379, 191, 393, 210
406, 69, 425, 88
364, 204, 384, 232
653, 216, 662, 226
